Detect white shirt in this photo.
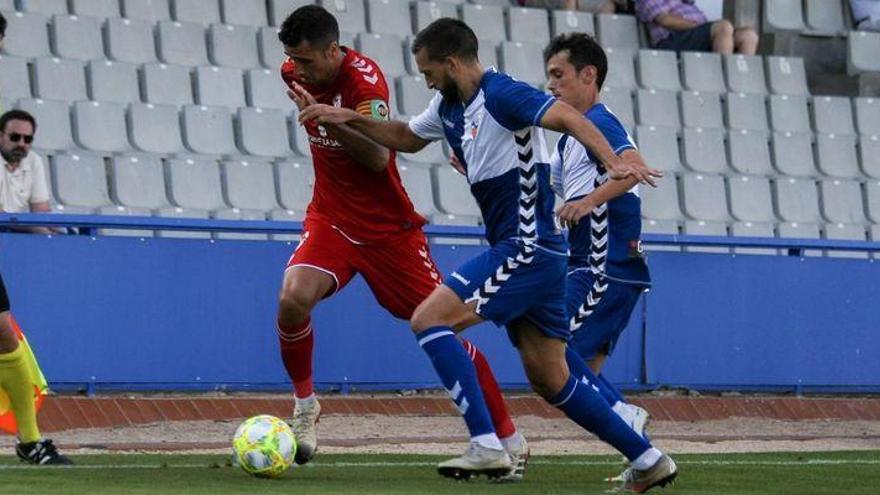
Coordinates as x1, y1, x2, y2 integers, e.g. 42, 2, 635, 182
1, 151, 51, 213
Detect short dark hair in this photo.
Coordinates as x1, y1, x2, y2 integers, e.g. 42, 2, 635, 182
0, 110, 37, 133
543, 33, 608, 90
278, 5, 339, 48
412, 18, 478, 63
0, 12, 7, 38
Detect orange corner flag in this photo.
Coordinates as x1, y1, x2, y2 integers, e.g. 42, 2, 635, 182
0, 315, 49, 435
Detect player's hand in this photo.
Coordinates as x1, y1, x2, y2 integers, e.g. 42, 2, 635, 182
607, 154, 662, 187
298, 104, 359, 125
286, 81, 318, 111
449, 154, 466, 176
556, 196, 595, 229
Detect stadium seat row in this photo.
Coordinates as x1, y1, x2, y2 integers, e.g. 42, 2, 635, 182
4, 96, 450, 161
1, 1, 642, 47
642, 173, 880, 226
605, 51, 810, 96
43, 152, 482, 239
642, 173, 880, 257
606, 89, 879, 135
0, 7, 829, 97
633, 125, 880, 180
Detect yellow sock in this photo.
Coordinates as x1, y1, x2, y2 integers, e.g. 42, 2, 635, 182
0, 345, 41, 443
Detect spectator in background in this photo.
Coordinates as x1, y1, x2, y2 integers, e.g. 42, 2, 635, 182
850, 0, 880, 31
0, 110, 55, 234
636, 0, 758, 54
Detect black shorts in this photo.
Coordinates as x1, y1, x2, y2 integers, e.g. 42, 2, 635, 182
0, 272, 8, 313
656, 22, 713, 53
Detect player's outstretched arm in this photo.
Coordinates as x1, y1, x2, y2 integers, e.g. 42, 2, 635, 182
287, 85, 390, 172
298, 104, 430, 153
540, 101, 662, 187
556, 151, 641, 228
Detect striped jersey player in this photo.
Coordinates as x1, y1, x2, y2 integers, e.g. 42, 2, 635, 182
296, 18, 675, 492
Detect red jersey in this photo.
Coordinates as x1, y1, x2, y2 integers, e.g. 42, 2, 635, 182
281, 47, 426, 244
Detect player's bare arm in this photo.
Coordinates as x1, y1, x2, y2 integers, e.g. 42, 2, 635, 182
298, 102, 431, 153
556, 150, 641, 228
287, 82, 390, 172
540, 101, 661, 187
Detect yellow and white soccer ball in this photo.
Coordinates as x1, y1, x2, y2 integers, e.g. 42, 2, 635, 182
232, 414, 297, 478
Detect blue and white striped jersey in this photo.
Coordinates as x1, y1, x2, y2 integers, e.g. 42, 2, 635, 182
408, 69, 565, 250
550, 103, 650, 286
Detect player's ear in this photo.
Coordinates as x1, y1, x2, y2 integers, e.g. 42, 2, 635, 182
580, 65, 597, 86
445, 56, 459, 74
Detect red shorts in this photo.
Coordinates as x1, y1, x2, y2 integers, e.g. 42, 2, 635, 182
286, 216, 441, 320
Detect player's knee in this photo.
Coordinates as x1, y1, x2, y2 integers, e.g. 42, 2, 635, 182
278, 287, 315, 323
410, 303, 433, 333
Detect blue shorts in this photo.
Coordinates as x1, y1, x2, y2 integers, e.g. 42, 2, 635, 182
656, 22, 713, 53
444, 239, 569, 342
567, 269, 646, 360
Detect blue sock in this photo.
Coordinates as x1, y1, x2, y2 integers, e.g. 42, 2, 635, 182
549, 373, 651, 461
564, 347, 624, 407
596, 373, 625, 406
416, 327, 495, 439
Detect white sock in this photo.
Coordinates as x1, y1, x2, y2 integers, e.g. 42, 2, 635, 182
472, 433, 504, 451
295, 393, 316, 406
611, 401, 626, 415
499, 431, 522, 452
631, 447, 663, 471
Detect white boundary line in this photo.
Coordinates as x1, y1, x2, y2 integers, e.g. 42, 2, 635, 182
0, 459, 878, 470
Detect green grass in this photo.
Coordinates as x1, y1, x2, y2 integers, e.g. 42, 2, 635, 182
0, 451, 878, 494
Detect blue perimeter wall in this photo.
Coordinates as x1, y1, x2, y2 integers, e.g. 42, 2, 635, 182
1, 233, 878, 393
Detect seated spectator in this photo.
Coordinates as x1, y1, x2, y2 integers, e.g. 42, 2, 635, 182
518, 0, 618, 14
636, 0, 758, 54
850, 0, 880, 32
0, 110, 56, 234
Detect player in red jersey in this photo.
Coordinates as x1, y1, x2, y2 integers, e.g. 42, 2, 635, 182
275, 6, 529, 478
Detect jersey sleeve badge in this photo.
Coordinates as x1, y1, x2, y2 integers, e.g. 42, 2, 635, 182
356, 99, 390, 121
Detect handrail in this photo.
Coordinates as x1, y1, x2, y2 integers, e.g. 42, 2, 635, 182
1, 213, 878, 251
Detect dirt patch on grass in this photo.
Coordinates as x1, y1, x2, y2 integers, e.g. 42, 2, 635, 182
9, 415, 878, 456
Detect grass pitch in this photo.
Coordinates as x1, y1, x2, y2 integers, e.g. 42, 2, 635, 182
0, 451, 878, 494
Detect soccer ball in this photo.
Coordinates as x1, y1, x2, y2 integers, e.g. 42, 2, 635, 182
232, 414, 297, 478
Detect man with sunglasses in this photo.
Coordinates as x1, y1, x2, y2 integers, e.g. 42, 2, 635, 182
0, 110, 54, 235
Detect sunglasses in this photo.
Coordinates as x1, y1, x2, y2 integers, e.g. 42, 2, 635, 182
5, 133, 34, 144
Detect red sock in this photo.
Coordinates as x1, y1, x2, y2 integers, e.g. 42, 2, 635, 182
461, 339, 517, 439
277, 317, 314, 399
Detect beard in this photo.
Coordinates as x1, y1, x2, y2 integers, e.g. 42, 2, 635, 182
1, 147, 27, 163
437, 76, 460, 101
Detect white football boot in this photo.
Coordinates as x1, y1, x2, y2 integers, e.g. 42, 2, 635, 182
290, 398, 321, 465
437, 441, 513, 481
619, 454, 678, 493
498, 433, 530, 482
